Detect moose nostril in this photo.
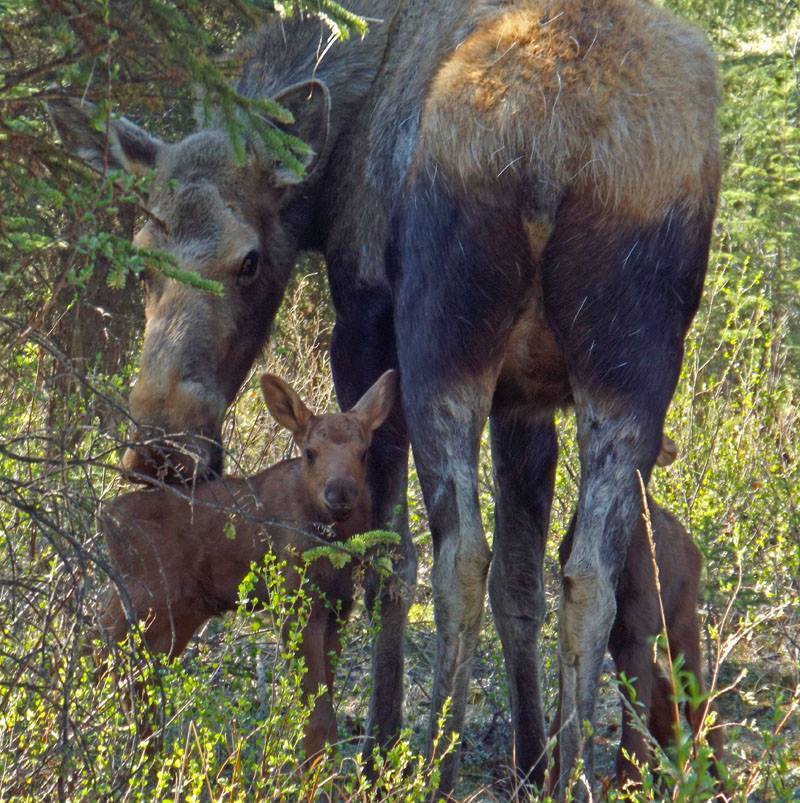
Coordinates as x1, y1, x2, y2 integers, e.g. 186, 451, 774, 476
324, 481, 356, 510
121, 445, 158, 482
325, 489, 347, 508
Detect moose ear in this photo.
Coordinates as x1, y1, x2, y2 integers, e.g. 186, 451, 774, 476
260, 373, 314, 436
268, 80, 330, 187
47, 97, 163, 176
351, 370, 399, 434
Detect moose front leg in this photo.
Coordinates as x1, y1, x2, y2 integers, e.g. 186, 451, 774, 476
329, 287, 417, 757
360, 404, 416, 754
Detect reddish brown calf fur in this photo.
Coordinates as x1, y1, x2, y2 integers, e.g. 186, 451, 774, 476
98, 369, 398, 758
609, 501, 725, 784
552, 489, 725, 787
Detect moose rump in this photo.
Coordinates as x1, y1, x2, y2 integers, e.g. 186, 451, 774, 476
386, 0, 720, 792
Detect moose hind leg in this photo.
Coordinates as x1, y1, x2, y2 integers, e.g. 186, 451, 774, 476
404, 380, 492, 793
543, 198, 714, 797
488, 411, 557, 787
555, 410, 665, 796
388, 366, 494, 794
392, 168, 537, 793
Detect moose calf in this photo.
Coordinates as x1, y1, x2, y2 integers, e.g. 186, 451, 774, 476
98, 369, 398, 757
553, 441, 725, 786
606, 498, 725, 783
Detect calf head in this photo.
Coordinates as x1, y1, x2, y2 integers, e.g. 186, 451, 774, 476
47, 84, 330, 481
260, 371, 398, 523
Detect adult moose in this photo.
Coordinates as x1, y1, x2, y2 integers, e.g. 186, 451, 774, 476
50, 0, 720, 795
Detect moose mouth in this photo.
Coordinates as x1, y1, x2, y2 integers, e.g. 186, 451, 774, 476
326, 505, 354, 523
121, 434, 223, 485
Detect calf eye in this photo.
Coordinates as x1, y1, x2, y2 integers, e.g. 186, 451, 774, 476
238, 250, 260, 284
305, 448, 316, 465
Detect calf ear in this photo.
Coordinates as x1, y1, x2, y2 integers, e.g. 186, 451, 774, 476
268, 80, 330, 187
351, 370, 399, 433
260, 374, 314, 436
47, 97, 163, 175
656, 434, 678, 467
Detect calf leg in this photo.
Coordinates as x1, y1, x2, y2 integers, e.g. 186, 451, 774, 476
613, 641, 657, 784
99, 584, 205, 659
488, 412, 557, 787
144, 603, 206, 658
323, 611, 345, 695
669, 606, 726, 771
98, 585, 129, 647
649, 668, 677, 750
100, 592, 206, 745
329, 287, 416, 755
297, 607, 339, 760
542, 197, 713, 797
319, 604, 353, 745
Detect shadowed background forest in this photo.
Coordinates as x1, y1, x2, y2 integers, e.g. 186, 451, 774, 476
0, 0, 798, 799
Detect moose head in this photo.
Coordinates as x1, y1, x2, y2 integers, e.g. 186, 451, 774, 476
48, 83, 330, 481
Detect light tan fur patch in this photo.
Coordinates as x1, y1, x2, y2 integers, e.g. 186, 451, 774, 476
420, 0, 720, 221
522, 214, 554, 255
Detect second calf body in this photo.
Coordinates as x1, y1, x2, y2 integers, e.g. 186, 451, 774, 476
610, 502, 725, 782
553, 499, 725, 786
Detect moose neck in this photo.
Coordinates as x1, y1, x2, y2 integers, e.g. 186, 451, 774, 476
237, 1, 397, 158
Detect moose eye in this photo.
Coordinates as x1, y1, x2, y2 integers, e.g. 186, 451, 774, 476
360, 450, 368, 464
305, 448, 316, 465
238, 250, 260, 284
